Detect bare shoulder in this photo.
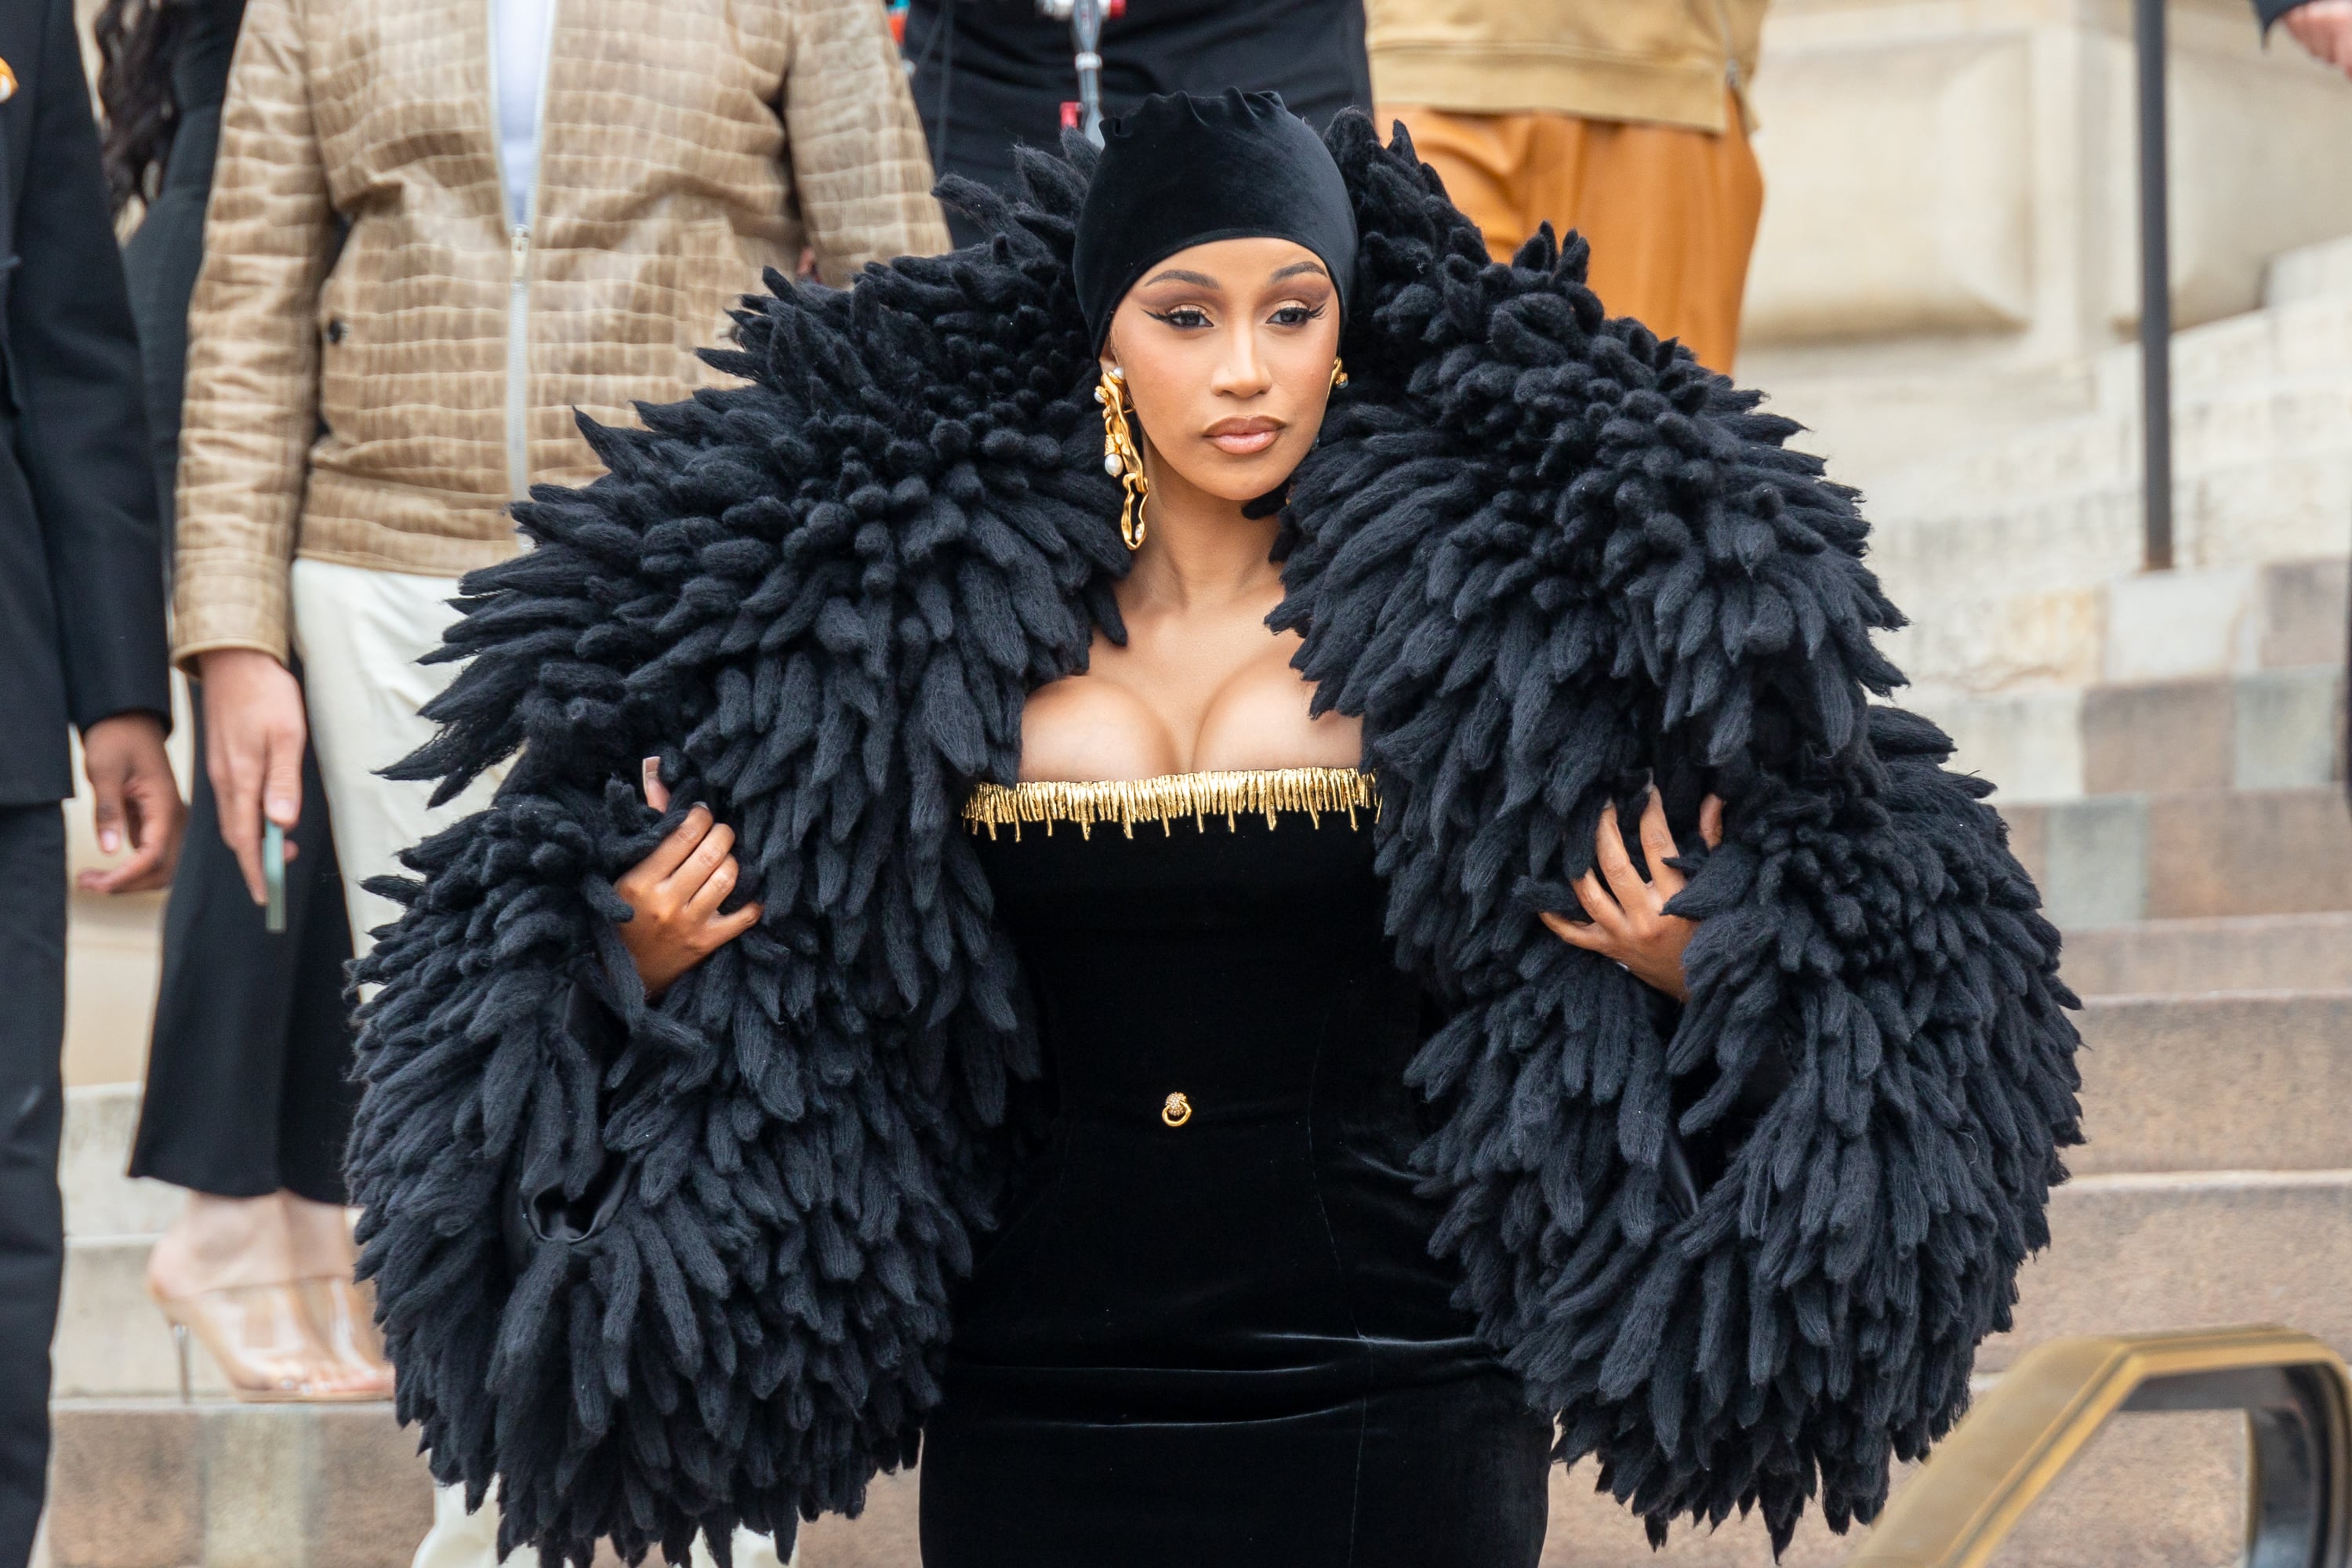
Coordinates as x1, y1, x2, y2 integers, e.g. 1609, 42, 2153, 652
1192, 631, 1361, 773
1018, 673, 1182, 782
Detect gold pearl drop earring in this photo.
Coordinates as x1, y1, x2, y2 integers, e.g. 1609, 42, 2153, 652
1330, 358, 1348, 390
1097, 366, 1150, 550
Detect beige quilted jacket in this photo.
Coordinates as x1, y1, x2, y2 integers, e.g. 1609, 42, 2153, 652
1367, 0, 1766, 132
173, 0, 953, 668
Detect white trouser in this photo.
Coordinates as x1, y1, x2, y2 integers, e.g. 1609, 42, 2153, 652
407, 1486, 793, 1568
289, 560, 795, 1568
289, 557, 502, 946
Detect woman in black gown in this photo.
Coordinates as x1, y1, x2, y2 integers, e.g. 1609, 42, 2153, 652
348, 91, 2082, 1568
609, 100, 1594, 1559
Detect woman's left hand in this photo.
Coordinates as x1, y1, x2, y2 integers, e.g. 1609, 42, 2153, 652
1541, 789, 1725, 1001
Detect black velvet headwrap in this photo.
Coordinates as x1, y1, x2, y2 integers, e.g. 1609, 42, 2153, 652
1073, 89, 1358, 351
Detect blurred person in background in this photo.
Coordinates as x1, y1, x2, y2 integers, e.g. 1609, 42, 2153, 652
2261, 0, 2352, 74
170, 0, 947, 1559
0, 0, 187, 1559
96, 0, 383, 1404
1368, 0, 1766, 372
902, 0, 1370, 245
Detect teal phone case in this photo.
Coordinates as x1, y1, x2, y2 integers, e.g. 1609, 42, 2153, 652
263, 820, 287, 934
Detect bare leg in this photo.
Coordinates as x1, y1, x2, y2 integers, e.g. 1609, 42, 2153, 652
284, 1192, 393, 1393
144, 1191, 361, 1397
147, 1191, 296, 1298
280, 1192, 357, 1276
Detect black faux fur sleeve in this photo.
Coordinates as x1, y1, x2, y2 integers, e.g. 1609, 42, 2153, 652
1273, 117, 2085, 1550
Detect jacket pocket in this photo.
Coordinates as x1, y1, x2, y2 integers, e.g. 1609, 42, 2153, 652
499, 982, 636, 1275
312, 224, 379, 450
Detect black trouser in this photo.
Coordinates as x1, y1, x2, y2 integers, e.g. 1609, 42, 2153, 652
0, 805, 65, 1568
129, 699, 357, 1202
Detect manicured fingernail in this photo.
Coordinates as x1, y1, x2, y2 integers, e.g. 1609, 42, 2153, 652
100, 830, 119, 854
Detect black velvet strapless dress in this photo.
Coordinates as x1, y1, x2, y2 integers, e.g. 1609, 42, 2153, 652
918, 772, 1552, 1566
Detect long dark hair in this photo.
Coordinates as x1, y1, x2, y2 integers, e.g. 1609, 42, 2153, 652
95, 0, 198, 215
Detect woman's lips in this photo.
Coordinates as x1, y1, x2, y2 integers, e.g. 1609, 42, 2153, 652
1206, 419, 1281, 456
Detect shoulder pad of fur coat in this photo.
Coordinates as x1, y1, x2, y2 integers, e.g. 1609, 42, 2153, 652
350, 118, 2083, 1566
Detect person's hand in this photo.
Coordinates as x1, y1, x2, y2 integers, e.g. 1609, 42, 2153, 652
198, 648, 307, 904
1540, 789, 1726, 1001
615, 759, 762, 998
77, 712, 185, 894
2282, 0, 2352, 74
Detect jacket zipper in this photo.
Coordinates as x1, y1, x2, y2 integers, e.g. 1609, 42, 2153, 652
506, 224, 531, 500
486, 0, 559, 504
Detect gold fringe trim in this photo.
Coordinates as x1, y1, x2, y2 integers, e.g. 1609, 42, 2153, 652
964, 768, 1379, 840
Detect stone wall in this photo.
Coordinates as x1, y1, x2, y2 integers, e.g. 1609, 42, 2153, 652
1731, 1, 2352, 703
1740, 0, 2352, 484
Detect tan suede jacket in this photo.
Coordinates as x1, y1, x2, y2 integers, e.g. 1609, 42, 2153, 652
1367, 0, 1766, 132
173, 0, 953, 668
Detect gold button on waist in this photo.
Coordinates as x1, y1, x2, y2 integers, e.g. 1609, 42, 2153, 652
1160, 1092, 1192, 1127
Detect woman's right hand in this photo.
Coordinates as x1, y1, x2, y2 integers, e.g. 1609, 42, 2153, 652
198, 648, 309, 904
615, 760, 761, 997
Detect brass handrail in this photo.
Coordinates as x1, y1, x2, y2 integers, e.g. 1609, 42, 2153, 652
1849, 1327, 2352, 1568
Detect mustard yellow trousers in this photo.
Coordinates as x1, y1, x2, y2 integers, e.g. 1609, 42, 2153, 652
1382, 100, 1764, 373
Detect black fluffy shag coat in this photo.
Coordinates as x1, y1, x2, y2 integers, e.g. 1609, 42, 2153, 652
348, 118, 2084, 1566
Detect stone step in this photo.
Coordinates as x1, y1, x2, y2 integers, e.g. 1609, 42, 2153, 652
1857, 275, 2352, 513
42, 1400, 434, 1568
41, 1387, 2255, 1568
40, 1401, 793, 1568
1878, 520, 2347, 702
797, 1401, 2255, 1567
1915, 661, 2344, 805
2000, 785, 2352, 929
63, 889, 163, 1092
1889, 354, 2352, 510
56, 1238, 231, 1400
61, 1086, 179, 1240
840, 1168, 2352, 1566
2063, 912, 2352, 996
1992, 1170, 2352, 1373
1873, 484, 2351, 695
56, 987, 2352, 1395
1872, 434, 2352, 575
2072, 991, 2352, 1175
2263, 232, 2352, 307
56, 1181, 2328, 1564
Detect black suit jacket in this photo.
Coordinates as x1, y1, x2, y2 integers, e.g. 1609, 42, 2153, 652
0, 0, 169, 806
905, 0, 1369, 243
2255, 0, 2311, 29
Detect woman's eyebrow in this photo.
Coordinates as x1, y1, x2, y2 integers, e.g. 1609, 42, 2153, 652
1142, 268, 1221, 287
1270, 261, 1329, 282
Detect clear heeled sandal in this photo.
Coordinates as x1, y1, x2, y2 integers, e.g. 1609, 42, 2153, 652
297, 1275, 395, 1397
151, 1281, 383, 1403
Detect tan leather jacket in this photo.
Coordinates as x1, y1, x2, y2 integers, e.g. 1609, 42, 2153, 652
1367, 0, 1766, 132
172, 0, 953, 668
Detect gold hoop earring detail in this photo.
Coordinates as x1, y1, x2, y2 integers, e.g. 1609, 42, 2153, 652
1097, 367, 1149, 550
1330, 358, 1348, 390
